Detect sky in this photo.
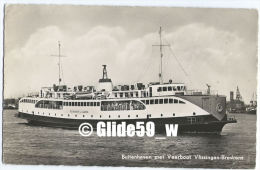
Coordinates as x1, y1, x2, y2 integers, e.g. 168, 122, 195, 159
4, 5, 258, 103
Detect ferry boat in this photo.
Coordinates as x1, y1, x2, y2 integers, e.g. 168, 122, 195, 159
18, 28, 236, 133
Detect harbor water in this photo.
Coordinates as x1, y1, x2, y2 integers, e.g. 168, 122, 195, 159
2, 110, 256, 168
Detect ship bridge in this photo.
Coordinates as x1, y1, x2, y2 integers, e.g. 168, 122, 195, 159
148, 82, 186, 97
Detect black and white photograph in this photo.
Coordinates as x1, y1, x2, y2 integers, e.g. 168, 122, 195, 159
2, 3, 258, 169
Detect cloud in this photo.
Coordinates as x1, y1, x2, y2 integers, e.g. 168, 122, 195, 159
4, 23, 257, 102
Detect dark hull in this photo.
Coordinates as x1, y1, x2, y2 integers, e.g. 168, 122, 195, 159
17, 112, 236, 134
246, 110, 257, 114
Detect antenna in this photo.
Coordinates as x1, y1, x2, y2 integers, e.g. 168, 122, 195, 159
51, 41, 67, 85
153, 27, 170, 84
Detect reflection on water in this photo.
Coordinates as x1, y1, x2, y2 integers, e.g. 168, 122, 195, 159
3, 110, 256, 168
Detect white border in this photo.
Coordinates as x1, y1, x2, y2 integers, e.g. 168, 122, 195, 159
0, 0, 259, 170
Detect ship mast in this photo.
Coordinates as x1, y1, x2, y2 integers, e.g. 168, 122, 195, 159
51, 41, 66, 85
153, 27, 169, 84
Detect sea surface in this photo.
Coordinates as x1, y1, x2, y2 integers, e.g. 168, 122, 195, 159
2, 110, 256, 168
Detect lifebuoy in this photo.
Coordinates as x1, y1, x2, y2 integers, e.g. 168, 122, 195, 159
216, 103, 223, 112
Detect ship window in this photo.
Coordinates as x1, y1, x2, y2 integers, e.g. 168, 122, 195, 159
72, 102, 74, 106
136, 115, 138, 117
61, 114, 63, 116
168, 86, 172, 91
169, 98, 173, 103
91, 115, 93, 117
125, 93, 129, 98
179, 100, 185, 104
187, 117, 197, 124
128, 115, 130, 118
177, 86, 181, 91
94, 102, 97, 106
90, 102, 93, 106
158, 87, 162, 92
115, 93, 117, 97
35, 100, 63, 109
87, 102, 89, 106
159, 99, 163, 104
173, 86, 177, 91
161, 114, 163, 117
163, 87, 167, 91
81, 102, 84, 106
101, 100, 145, 111
69, 102, 71, 106
118, 115, 120, 118
136, 92, 138, 97
141, 100, 145, 103
173, 113, 175, 116
97, 102, 100, 106
193, 112, 196, 115
83, 102, 86, 106
155, 99, 159, 104
174, 99, 178, 103
120, 93, 123, 97
68, 114, 70, 117
146, 100, 150, 105
100, 115, 102, 118
130, 92, 133, 97
150, 99, 154, 104
83, 115, 85, 117
164, 98, 168, 104
75, 115, 77, 117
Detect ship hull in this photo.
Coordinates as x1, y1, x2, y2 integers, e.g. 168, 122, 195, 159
246, 110, 257, 114
17, 112, 235, 134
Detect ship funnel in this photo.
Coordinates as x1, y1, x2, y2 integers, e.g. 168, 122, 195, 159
98, 65, 113, 91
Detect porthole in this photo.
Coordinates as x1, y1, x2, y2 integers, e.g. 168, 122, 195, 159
100, 115, 102, 118
193, 112, 196, 115
43, 113, 44, 115
173, 113, 175, 116
161, 114, 163, 117
128, 115, 130, 118
75, 115, 77, 117
109, 115, 111, 118
83, 115, 85, 118
91, 115, 93, 118
55, 113, 56, 116
68, 114, 70, 117
118, 115, 120, 118
61, 114, 63, 116
136, 115, 138, 118
49, 113, 50, 115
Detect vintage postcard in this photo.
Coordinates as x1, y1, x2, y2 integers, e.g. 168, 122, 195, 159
2, 4, 258, 169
